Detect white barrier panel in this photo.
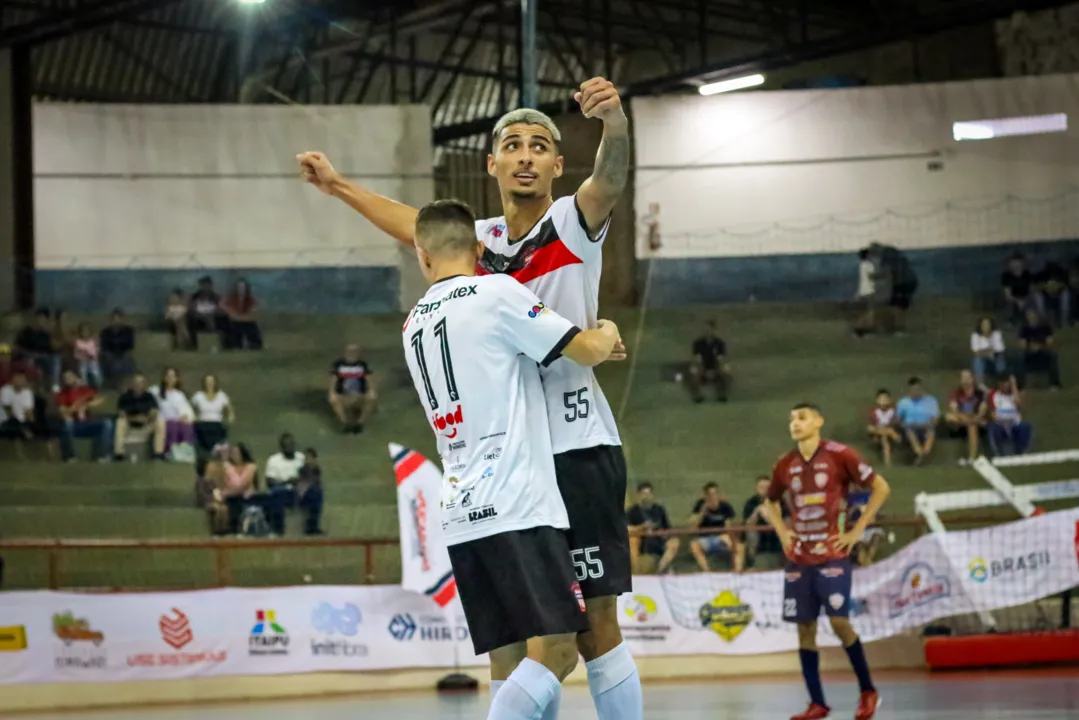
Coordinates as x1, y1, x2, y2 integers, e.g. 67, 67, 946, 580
0, 509, 1076, 683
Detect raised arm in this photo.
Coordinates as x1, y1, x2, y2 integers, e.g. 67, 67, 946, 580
298, 152, 420, 247
573, 78, 630, 236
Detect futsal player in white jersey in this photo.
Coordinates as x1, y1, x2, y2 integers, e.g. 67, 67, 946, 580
406, 199, 621, 720
300, 77, 642, 720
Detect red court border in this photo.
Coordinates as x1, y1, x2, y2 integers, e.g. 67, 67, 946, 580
925, 629, 1079, 670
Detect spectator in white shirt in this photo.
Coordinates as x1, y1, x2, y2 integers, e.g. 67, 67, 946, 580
970, 316, 1006, 387
265, 433, 305, 533
191, 374, 234, 452
1, 371, 38, 452
150, 367, 196, 456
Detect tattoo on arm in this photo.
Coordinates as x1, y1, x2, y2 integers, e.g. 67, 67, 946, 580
593, 133, 630, 195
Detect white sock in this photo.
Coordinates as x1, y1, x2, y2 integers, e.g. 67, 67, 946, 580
539, 689, 562, 720
490, 679, 506, 707
486, 658, 561, 720
586, 643, 643, 720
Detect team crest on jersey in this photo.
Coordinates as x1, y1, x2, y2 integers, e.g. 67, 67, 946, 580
528, 303, 547, 318
791, 477, 802, 492
815, 472, 829, 488
829, 593, 845, 610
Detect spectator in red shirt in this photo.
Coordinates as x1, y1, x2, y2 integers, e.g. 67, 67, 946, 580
865, 389, 900, 466
945, 370, 987, 463
222, 278, 263, 351
55, 369, 113, 462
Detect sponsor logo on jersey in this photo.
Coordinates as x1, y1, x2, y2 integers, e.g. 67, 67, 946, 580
572, 582, 586, 612
449, 440, 466, 451
698, 591, 753, 643
483, 448, 502, 461
441, 285, 477, 301
814, 463, 828, 470
486, 223, 506, 238
460, 490, 473, 508
528, 303, 547, 318
468, 506, 498, 523
480, 467, 494, 481
789, 465, 803, 474
797, 506, 826, 521
791, 477, 802, 492
796, 492, 826, 507
432, 405, 464, 438
796, 521, 829, 533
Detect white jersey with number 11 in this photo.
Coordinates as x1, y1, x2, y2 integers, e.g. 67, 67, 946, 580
402, 273, 578, 546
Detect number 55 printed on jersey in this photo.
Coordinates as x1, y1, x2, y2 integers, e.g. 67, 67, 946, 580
571, 546, 604, 581
563, 387, 590, 422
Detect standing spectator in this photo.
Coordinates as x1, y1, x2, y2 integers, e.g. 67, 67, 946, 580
222, 278, 263, 350
16, 308, 60, 390
265, 433, 305, 534
970, 316, 1006, 387
852, 248, 883, 338
55, 370, 113, 462
187, 276, 225, 351
297, 448, 325, 536
688, 482, 743, 572
1018, 309, 1062, 390
1036, 259, 1072, 328
866, 389, 901, 466
945, 370, 986, 463
986, 375, 1033, 457
329, 344, 377, 433
114, 372, 165, 460
869, 242, 918, 334
73, 323, 102, 389
1, 371, 38, 455
686, 320, 732, 403
742, 476, 789, 570
165, 289, 191, 350
191, 374, 234, 452
1001, 252, 1039, 326
99, 309, 136, 386
896, 376, 940, 464
150, 367, 197, 458
626, 482, 679, 574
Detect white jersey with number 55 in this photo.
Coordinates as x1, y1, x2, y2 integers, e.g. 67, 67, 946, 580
475, 195, 621, 455
402, 273, 579, 546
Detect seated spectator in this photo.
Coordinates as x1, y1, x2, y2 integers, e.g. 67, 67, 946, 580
945, 370, 986, 464
626, 481, 679, 574
846, 492, 885, 567
99, 309, 136, 386
0, 343, 40, 388
329, 344, 377, 433
1001, 252, 1039, 326
1036, 259, 1072, 328
220, 443, 258, 534
165, 288, 191, 350
55, 370, 112, 462
114, 372, 165, 461
986, 375, 1033, 457
186, 276, 226, 351
866, 388, 901, 466
742, 475, 789, 570
297, 448, 325, 536
191, 374, 234, 452
52, 309, 78, 383
150, 367, 197, 458
896, 376, 940, 464
1, 371, 38, 456
73, 323, 102, 390
265, 433, 305, 534
1018, 309, 1062, 390
686, 320, 731, 403
970, 316, 1006, 387
688, 482, 743, 572
222, 278, 263, 351
16, 308, 60, 390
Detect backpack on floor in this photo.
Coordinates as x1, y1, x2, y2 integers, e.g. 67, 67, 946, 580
240, 506, 272, 537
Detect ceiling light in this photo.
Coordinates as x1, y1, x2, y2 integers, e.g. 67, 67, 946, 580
698, 74, 765, 96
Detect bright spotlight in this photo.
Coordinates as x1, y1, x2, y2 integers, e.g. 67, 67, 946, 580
237, 0, 266, 5
698, 74, 765, 96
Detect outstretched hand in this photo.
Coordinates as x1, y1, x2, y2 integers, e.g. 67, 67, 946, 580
574, 77, 627, 127
297, 151, 341, 195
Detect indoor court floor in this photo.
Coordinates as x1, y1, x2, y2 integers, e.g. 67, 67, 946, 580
22, 670, 1079, 720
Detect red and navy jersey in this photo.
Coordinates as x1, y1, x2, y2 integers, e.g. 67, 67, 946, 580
768, 440, 875, 566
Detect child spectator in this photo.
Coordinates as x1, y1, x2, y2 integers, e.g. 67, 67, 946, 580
191, 374, 234, 451
970, 316, 1006, 387
222, 278, 262, 350
297, 448, 325, 536
73, 323, 102, 389
986, 375, 1033, 457
150, 367, 196, 458
866, 389, 901, 466
165, 289, 191, 350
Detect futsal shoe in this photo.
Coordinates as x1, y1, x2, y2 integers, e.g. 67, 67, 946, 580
791, 703, 830, 720
854, 690, 880, 720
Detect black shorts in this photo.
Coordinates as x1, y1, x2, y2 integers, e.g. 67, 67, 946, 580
554, 445, 632, 599
448, 526, 589, 656
890, 283, 917, 310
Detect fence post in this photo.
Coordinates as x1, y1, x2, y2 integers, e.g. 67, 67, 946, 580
214, 546, 230, 587
47, 547, 60, 589
364, 544, 375, 584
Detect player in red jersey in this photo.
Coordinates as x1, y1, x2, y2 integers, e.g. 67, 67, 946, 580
761, 403, 891, 720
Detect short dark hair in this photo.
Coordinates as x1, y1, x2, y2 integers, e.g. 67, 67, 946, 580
111, 307, 125, 317
791, 402, 822, 415
703, 482, 719, 492
908, 376, 922, 386
876, 388, 890, 396
304, 447, 318, 458
636, 481, 654, 493
756, 474, 769, 482
415, 199, 479, 258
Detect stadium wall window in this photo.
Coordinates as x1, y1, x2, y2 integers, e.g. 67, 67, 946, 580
952, 113, 1067, 141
